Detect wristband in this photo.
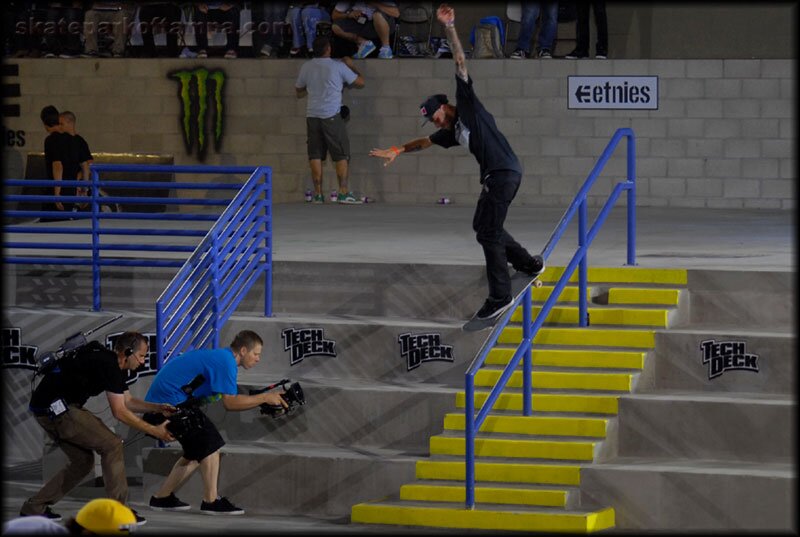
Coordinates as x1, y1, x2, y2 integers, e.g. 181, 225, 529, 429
390, 146, 401, 155
444, 21, 454, 28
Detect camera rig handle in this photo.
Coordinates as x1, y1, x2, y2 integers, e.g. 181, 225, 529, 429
36, 314, 124, 375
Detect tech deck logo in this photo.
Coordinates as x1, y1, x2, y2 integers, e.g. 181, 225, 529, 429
170, 67, 226, 159
701, 339, 759, 380
398, 332, 454, 371
106, 332, 158, 385
282, 328, 337, 366
1, 327, 39, 370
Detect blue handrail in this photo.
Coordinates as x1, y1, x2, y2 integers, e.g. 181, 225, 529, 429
154, 166, 272, 367
463, 128, 636, 509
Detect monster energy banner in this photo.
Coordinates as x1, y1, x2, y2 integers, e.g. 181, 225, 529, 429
170, 67, 226, 160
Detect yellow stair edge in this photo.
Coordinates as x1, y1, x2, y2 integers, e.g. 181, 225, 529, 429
456, 392, 620, 415
500, 326, 656, 348
351, 502, 616, 533
475, 370, 634, 392
430, 435, 596, 461
540, 266, 687, 285
608, 287, 681, 305
509, 306, 669, 328
533, 286, 592, 303
416, 460, 582, 486
443, 413, 609, 438
487, 348, 646, 369
400, 483, 569, 507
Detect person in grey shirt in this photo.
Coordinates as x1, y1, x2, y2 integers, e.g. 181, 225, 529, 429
296, 35, 365, 204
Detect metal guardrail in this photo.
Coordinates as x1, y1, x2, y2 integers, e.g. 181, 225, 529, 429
2, 163, 273, 367
463, 128, 637, 509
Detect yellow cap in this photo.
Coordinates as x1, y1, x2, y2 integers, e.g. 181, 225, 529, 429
75, 498, 137, 534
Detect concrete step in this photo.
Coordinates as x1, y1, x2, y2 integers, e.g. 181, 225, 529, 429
580, 458, 795, 531
616, 392, 795, 463
456, 391, 620, 415
509, 304, 672, 328
399, 480, 580, 508
474, 369, 636, 392
606, 287, 681, 306
499, 326, 656, 348
442, 413, 609, 438
487, 347, 646, 369
351, 500, 615, 533
428, 433, 597, 461
415, 459, 582, 486
142, 441, 419, 517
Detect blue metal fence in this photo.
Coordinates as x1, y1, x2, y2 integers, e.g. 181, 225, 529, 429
3, 163, 272, 367
463, 128, 637, 509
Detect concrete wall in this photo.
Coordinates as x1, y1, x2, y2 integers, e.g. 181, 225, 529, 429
4, 57, 793, 209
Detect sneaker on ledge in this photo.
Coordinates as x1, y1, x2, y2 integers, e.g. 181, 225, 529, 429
200, 497, 244, 516
149, 493, 191, 512
312, 194, 325, 204
197, 49, 208, 59
564, 49, 588, 59
353, 40, 376, 59
537, 48, 552, 59
179, 47, 197, 59
509, 48, 528, 59
378, 45, 393, 59
474, 297, 512, 321
337, 192, 363, 204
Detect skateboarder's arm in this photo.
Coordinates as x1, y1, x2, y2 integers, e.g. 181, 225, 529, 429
369, 137, 433, 167
437, 4, 468, 83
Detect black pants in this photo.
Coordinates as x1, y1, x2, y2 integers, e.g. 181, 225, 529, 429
472, 170, 535, 301
138, 3, 183, 57
575, 0, 608, 56
193, 7, 241, 52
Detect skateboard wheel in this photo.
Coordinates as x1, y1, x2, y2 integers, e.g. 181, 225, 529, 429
534, 279, 543, 288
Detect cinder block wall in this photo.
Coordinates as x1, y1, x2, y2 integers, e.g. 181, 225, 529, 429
2, 58, 794, 209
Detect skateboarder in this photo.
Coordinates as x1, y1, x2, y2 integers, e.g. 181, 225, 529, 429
369, 3, 544, 322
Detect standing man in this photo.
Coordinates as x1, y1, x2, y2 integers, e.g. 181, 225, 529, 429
144, 330, 288, 515
40, 105, 84, 217
295, 35, 365, 204
369, 4, 545, 322
20, 332, 175, 524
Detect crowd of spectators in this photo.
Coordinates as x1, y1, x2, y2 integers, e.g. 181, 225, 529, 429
3, 2, 607, 60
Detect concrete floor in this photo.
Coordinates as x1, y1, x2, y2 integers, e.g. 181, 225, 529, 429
2, 203, 795, 533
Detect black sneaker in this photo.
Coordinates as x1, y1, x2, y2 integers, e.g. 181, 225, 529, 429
509, 48, 528, 59
537, 48, 552, 59
565, 49, 588, 59
518, 255, 546, 278
150, 493, 191, 511
474, 297, 512, 321
131, 509, 147, 526
20, 506, 61, 521
200, 497, 245, 516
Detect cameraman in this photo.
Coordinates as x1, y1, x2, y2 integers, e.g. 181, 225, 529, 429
20, 332, 175, 524
143, 330, 287, 516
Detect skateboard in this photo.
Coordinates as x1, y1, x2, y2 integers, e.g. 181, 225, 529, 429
462, 272, 543, 332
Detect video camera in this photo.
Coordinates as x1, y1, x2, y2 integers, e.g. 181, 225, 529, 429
36, 315, 123, 376
163, 374, 206, 440
248, 379, 305, 419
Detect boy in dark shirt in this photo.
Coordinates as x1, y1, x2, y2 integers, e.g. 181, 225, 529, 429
369, 3, 544, 322
40, 106, 84, 215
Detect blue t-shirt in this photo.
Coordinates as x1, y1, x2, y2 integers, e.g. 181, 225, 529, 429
429, 75, 522, 181
145, 348, 238, 406
295, 58, 358, 119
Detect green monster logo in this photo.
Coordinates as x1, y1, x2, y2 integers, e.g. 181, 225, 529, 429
170, 68, 225, 159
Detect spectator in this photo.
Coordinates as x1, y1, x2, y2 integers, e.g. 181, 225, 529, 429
510, 1, 558, 59
193, 2, 241, 59
566, 0, 608, 59
138, 1, 183, 58
331, 1, 398, 59
39, 105, 82, 217
250, 1, 289, 58
81, 2, 134, 58
42, 2, 84, 58
144, 330, 287, 515
286, 1, 332, 58
19, 331, 174, 525
369, 4, 545, 322
295, 35, 364, 204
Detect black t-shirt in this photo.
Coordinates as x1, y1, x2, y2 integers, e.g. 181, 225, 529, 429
30, 341, 128, 410
74, 134, 93, 168
429, 75, 522, 181
43, 132, 83, 181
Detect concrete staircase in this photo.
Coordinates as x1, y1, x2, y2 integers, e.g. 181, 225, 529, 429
350, 266, 687, 532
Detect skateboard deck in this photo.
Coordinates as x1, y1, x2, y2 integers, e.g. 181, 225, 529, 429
462, 272, 543, 332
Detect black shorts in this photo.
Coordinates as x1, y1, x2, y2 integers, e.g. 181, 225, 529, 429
334, 14, 396, 40
306, 115, 350, 161
143, 409, 225, 462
